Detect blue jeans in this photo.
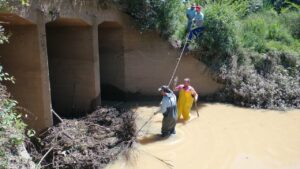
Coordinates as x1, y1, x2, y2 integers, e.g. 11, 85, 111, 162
188, 26, 205, 40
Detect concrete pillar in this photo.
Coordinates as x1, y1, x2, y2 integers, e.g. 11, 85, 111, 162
0, 13, 53, 132
35, 11, 53, 131
91, 23, 101, 107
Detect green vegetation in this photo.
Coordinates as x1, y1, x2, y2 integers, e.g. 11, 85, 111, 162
0, 1, 33, 168
0, 66, 29, 168
0, 29, 32, 168
125, 0, 300, 109
0, 0, 28, 11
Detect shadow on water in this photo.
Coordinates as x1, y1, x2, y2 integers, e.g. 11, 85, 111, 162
138, 134, 170, 145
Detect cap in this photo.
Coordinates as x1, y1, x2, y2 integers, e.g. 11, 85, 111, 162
158, 85, 171, 93
196, 5, 201, 12
191, 3, 196, 7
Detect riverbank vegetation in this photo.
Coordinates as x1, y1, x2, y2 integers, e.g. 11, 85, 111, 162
124, 0, 300, 109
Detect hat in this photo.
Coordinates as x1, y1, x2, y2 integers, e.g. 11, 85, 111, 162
191, 3, 196, 7
196, 5, 201, 12
158, 85, 172, 93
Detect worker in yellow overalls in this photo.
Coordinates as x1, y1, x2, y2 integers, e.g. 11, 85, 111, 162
174, 78, 198, 121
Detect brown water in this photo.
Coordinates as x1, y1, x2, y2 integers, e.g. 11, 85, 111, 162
106, 103, 300, 169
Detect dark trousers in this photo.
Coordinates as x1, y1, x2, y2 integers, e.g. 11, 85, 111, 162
188, 26, 205, 40
162, 106, 177, 135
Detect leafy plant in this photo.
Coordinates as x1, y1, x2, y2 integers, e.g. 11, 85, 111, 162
0, 1, 34, 167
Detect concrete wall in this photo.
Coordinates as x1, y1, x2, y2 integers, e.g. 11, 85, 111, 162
46, 21, 95, 117
0, 24, 52, 131
123, 30, 222, 97
98, 22, 125, 100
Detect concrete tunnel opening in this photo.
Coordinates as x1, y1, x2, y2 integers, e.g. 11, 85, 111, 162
98, 22, 125, 101
46, 18, 96, 119
0, 14, 52, 131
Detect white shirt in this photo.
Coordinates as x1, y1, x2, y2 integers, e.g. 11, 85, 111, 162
194, 12, 204, 27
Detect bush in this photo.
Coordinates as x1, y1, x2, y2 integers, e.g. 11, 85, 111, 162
0, 66, 33, 168
198, 2, 238, 54
1, 2, 34, 165
123, 0, 162, 31
280, 11, 300, 39
215, 52, 300, 109
0, 26, 9, 44
239, 15, 268, 52
123, 0, 187, 40
238, 10, 299, 55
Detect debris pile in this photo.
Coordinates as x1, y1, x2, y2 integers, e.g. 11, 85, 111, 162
30, 107, 136, 169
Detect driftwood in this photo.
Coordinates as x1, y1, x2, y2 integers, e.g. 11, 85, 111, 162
30, 107, 136, 169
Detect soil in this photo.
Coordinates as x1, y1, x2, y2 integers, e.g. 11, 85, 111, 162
28, 107, 136, 169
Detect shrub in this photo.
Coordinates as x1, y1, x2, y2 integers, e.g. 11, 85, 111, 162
195, 1, 239, 72
123, 0, 187, 40
201, 2, 238, 52
280, 11, 300, 39
156, 0, 186, 38
0, 66, 30, 168
123, 0, 162, 31
214, 52, 300, 109
240, 15, 268, 52
0, 1, 34, 165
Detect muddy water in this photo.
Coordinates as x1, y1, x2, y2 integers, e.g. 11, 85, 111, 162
106, 103, 300, 169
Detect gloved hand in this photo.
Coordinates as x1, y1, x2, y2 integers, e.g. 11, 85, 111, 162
192, 94, 198, 102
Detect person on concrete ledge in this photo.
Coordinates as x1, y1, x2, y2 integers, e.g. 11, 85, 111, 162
158, 85, 178, 137
186, 3, 197, 33
187, 4, 205, 41
174, 78, 198, 121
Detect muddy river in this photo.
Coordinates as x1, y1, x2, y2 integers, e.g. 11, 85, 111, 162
106, 103, 300, 169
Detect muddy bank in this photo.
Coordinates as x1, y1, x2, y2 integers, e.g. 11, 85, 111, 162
106, 103, 300, 169
28, 107, 136, 169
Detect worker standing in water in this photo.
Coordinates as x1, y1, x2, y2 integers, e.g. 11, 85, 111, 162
174, 78, 198, 121
158, 85, 178, 137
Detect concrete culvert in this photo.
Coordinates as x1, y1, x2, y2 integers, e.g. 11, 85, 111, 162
46, 18, 96, 119
98, 22, 125, 101
0, 14, 52, 131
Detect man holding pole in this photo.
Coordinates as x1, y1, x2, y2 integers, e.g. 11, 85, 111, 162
158, 85, 178, 137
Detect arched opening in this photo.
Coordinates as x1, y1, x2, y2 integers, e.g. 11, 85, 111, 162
0, 14, 52, 131
98, 22, 125, 101
46, 18, 95, 118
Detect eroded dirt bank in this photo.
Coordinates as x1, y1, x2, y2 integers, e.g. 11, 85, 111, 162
106, 103, 300, 169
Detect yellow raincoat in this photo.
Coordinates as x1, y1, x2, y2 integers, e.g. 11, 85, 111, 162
177, 85, 195, 121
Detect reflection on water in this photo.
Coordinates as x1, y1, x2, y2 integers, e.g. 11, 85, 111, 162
106, 103, 300, 169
